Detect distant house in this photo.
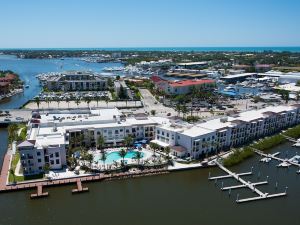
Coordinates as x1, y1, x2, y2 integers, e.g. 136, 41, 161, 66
151, 75, 215, 95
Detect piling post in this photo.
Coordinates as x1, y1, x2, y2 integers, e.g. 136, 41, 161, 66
215, 178, 218, 185
285, 186, 288, 194
258, 171, 261, 179
221, 181, 224, 189
229, 188, 231, 196
208, 171, 211, 179
251, 166, 254, 173
266, 176, 269, 182
275, 181, 278, 189
236, 193, 239, 201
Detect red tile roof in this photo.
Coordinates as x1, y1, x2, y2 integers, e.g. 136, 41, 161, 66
151, 75, 166, 83
169, 79, 215, 87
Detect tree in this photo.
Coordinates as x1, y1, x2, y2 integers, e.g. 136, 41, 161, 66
34, 97, 40, 109
164, 146, 171, 161
8, 124, 18, 143
43, 163, 50, 175
105, 97, 109, 108
46, 97, 51, 109
134, 151, 143, 166
101, 152, 107, 169
124, 135, 133, 150
175, 105, 182, 117
118, 149, 127, 167
149, 142, 159, 156
75, 98, 81, 107
86, 154, 94, 168
85, 97, 92, 108
97, 134, 105, 152
150, 110, 156, 116
94, 96, 99, 107
66, 97, 70, 108
9, 168, 16, 183
116, 75, 120, 80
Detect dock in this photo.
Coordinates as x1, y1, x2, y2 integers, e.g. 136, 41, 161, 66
210, 161, 287, 203
253, 148, 300, 169
72, 180, 89, 194
30, 185, 48, 199
281, 134, 297, 143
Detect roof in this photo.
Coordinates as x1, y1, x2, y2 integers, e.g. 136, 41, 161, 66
177, 62, 208, 66
17, 140, 35, 148
169, 79, 215, 87
221, 73, 257, 79
151, 75, 166, 83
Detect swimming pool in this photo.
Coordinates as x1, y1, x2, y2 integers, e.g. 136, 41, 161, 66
95, 150, 145, 164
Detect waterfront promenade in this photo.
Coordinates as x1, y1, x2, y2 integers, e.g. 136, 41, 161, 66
0, 150, 169, 195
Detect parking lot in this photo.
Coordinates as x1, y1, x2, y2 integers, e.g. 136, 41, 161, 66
36, 91, 110, 101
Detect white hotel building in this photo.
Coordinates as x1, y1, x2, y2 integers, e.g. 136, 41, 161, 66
17, 108, 168, 175
152, 105, 300, 158
17, 105, 300, 174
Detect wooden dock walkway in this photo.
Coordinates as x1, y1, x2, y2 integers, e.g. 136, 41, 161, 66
0, 167, 169, 199
72, 180, 89, 194
253, 149, 300, 168
210, 161, 287, 203
30, 185, 48, 199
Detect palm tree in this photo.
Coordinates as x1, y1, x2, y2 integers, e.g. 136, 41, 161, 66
43, 163, 50, 175
164, 146, 171, 161
46, 97, 51, 109
118, 148, 127, 167
105, 97, 109, 108
66, 97, 70, 108
85, 97, 91, 108
124, 135, 133, 150
9, 168, 16, 183
86, 154, 94, 168
97, 134, 105, 152
134, 151, 143, 166
181, 105, 188, 120
34, 97, 40, 109
101, 152, 107, 169
149, 142, 159, 156
175, 105, 181, 117
75, 98, 81, 108
95, 96, 100, 107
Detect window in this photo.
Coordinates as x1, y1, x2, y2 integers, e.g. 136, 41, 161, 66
55, 152, 59, 157
37, 152, 41, 156
50, 154, 53, 158
97, 131, 101, 135
38, 158, 42, 163
56, 159, 60, 164
50, 160, 54, 165
39, 167, 42, 170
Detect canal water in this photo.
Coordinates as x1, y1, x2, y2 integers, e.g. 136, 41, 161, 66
0, 55, 122, 109
0, 134, 299, 225
0, 55, 299, 225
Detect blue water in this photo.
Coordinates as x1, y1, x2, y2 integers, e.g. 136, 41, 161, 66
95, 150, 144, 164
0, 55, 123, 109
1, 47, 300, 52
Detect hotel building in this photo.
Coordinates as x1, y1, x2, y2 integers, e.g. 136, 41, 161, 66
17, 108, 168, 175
152, 105, 300, 158
46, 71, 107, 91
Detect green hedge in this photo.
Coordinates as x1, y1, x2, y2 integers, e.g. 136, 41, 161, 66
223, 147, 254, 167
284, 124, 300, 139
251, 134, 286, 151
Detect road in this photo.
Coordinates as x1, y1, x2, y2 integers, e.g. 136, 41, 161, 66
139, 88, 175, 117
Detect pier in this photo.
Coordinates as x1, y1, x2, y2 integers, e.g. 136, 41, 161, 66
72, 180, 89, 194
30, 185, 48, 199
253, 148, 300, 169
210, 161, 287, 203
281, 134, 297, 143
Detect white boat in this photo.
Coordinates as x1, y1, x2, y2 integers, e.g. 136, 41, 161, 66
260, 157, 271, 163
277, 161, 291, 167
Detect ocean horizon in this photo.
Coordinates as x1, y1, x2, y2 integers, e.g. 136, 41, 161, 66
1, 46, 300, 52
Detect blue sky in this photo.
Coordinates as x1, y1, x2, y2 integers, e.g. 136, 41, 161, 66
0, 0, 300, 48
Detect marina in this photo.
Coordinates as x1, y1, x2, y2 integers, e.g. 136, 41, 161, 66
209, 161, 287, 203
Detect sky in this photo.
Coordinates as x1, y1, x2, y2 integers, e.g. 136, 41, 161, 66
0, 0, 300, 48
